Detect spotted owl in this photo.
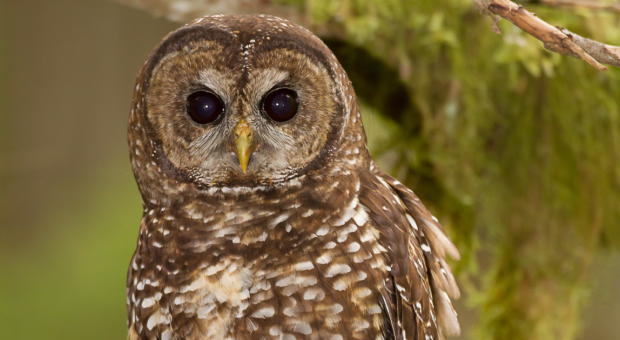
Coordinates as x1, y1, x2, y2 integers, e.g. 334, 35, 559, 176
126, 14, 460, 340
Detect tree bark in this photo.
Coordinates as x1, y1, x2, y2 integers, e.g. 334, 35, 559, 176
475, 0, 620, 70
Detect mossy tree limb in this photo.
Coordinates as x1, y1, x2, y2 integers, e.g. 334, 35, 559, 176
531, 0, 620, 13
475, 0, 620, 70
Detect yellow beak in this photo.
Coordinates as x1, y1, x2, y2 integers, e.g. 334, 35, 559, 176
234, 119, 254, 173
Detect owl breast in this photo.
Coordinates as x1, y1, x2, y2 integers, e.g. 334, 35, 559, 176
168, 259, 253, 339
128, 186, 390, 340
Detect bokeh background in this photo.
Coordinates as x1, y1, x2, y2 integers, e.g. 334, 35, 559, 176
1, 0, 619, 339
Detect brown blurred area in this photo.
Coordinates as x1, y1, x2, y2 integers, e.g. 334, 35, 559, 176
0, 0, 176, 247
0, 1, 179, 338
0, 0, 618, 339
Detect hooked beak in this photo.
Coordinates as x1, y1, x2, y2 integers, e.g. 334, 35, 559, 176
233, 119, 254, 173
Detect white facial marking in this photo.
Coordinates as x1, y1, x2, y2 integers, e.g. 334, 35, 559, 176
146, 310, 171, 330
368, 305, 382, 314
251, 306, 275, 318
406, 214, 419, 231
270, 213, 290, 228
316, 225, 330, 236
333, 280, 347, 291
197, 304, 216, 319
293, 322, 313, 335
294, 261, 315, 271
276, 275, 296, 287
141, 297, 156, 308
353, 207, 369, 226
347, 242, 361, 252
270, 326, 281, 336
303, 287, 326, 301
325, 264, 351, 277
316, 252, 332, 264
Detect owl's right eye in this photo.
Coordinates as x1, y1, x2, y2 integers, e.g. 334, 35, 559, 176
186, 91, 224, 124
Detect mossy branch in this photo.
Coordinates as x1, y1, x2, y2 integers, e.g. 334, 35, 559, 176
475, 0, 620, 70
532, 0, 620, 13
113, 0, 338, 37
114, 0, 303, 22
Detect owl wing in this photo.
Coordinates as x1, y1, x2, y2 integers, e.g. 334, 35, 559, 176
359, 168, 460, 340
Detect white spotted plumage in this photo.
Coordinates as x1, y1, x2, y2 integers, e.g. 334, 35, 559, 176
126, 14, 459, 340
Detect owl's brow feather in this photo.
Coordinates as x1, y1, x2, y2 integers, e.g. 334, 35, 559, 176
244, 68, 289, 104
198, 68, 235, 105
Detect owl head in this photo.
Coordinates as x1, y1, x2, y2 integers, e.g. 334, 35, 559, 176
128, 15, 368, 205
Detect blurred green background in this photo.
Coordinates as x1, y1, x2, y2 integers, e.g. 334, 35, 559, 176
0, 0, 619, 339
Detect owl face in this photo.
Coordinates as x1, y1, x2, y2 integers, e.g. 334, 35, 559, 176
143, 25, 341, 187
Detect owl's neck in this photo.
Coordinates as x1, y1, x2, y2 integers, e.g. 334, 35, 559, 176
135, 167, 364, 263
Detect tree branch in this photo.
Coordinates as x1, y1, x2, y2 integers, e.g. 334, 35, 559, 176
114, 0, 302, 23
475, 0, 620, 70
531, 0, 620, 13
112, 0, 339, 37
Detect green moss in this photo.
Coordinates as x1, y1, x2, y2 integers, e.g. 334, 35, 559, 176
279, 0, 620, 338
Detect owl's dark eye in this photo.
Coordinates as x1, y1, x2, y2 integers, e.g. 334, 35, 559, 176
262, 89, 298, 122
186, 91, 224, 124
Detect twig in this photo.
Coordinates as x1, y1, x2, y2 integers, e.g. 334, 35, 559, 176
475, 0, 620, 70
532, 0, 620, 13
114, 0, 302, 22
112, 0, 338, 37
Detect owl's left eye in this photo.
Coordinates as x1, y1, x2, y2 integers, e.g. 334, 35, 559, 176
262, 89, 298, 122
186, 91, 224, 124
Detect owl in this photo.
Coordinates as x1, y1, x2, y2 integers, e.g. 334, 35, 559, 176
126, 15, 460, 340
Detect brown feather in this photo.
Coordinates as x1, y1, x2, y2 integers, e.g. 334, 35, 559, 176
125, 14, 460, 340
